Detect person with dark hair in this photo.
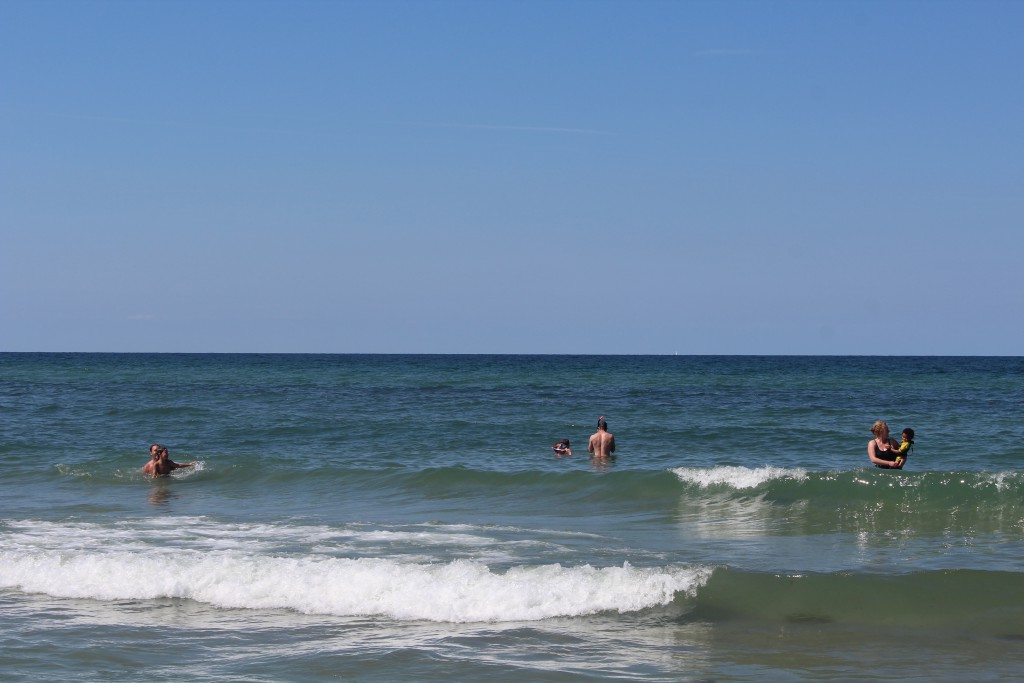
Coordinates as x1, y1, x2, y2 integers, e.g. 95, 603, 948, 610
155, 446, 196, 475
588, 416, 616, 460
143, 445, 197, 476
141, 444, 162, 476
894, 428, 915, 468
551, 439, 572, 456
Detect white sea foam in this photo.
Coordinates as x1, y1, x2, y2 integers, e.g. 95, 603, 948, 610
1, 518, 517, 555
0, 518, 567, 571
0, 519, 711, 622
0, 549, 710, 622
669, 465, 807, 489
977, 471, 1024, 493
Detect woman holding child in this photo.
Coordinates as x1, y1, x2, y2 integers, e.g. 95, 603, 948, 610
867, 420, 914, 469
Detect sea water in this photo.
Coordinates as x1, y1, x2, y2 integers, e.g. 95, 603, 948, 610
1, 353, 1023, 681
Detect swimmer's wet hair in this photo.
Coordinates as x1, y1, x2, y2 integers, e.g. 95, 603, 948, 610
902, 428, 915, 445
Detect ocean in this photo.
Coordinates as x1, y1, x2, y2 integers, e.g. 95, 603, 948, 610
1, 353, 1023, 682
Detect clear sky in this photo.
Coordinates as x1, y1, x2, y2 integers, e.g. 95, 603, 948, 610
2, 0, 1021, 354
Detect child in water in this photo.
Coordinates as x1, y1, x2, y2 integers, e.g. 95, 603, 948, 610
893, 428, 915, 468
551, 439, 572, 456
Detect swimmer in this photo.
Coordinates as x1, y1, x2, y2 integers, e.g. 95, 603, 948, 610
144, 446, 197, 476
588, 416, 616, 460
867, 420, 901, 469
141, 443, 162, 476
551, 439, 572, 456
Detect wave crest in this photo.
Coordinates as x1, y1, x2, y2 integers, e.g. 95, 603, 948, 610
0, 548, 712, 622
670, 466, 807, 489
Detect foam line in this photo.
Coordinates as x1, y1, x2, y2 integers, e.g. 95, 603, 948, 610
0, 549, 712, 623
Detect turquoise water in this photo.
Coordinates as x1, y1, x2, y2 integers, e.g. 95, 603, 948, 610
2, 353, 1023, 681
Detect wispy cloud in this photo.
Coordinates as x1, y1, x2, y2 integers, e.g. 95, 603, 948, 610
694, 49, 765, 57
411, 122, 609, 135
7, 108, 308, 136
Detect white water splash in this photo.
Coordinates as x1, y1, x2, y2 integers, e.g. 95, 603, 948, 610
669, 465, 807, 489
0, 519, 713, 623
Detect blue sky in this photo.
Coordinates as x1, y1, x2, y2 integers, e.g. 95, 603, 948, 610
2, 0, 1021, 354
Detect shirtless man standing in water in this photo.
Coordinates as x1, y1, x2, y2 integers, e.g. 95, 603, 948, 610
588, 416, 616, 460
141, 444, 162, 476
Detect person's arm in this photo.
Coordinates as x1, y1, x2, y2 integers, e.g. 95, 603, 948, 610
564, 448, 572, 456
609, 435, 616, 453
588, 435, 596, 454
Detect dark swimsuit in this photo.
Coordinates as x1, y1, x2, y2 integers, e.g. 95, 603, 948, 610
873, 439, 899, 468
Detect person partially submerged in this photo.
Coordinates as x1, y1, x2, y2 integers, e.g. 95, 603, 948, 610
867, 420, 903, 469
141, 443, 161, 476
551, 439, 572, 456
142, 445, 197, 476
588, 416, 616, 460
